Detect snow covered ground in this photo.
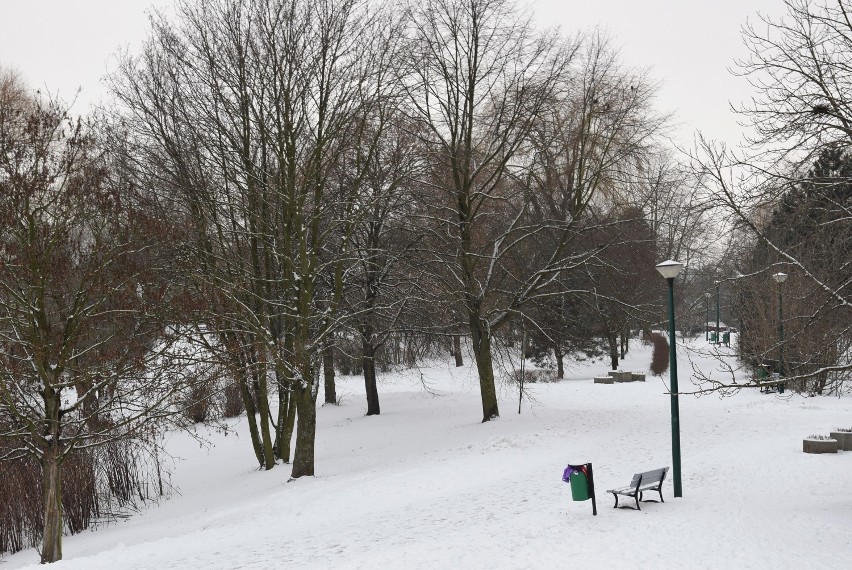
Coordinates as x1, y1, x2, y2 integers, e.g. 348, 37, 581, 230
4, 336, 852, 569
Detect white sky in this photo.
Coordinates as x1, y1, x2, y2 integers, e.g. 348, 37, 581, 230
532, 0, 785, 146
0, 0, 166, 107
0, 0, 784, 146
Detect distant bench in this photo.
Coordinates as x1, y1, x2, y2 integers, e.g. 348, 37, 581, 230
757, 366, 786, 394
606, 467, 669, 510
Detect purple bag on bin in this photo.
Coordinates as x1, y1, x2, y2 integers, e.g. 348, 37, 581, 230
562, 464, 588, 482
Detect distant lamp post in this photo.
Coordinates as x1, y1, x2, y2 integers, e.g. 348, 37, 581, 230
734, 272, 745, 351
714, 280, 721, 344
704, 292, 711, 341
772, 272, 788, 379
656, 259, 683, 498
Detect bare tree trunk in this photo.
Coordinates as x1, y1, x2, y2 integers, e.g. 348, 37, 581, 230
608, 331, 619, 370
392, 335, 401, 365
620, 330, 629, 359
291, 373, 316, 478
404, 332, 416, 367
322, 337, 337, 405
40, 422, 62, 565
362, 335, 380, 416
281, 395, 297, 462
555, 345, 565, 379
274, 366, 293, 463
469, 314, 499, 421
237, 368, 264, 467
454, 335, 463, 367
40, 454, 62, 563
251, 352, 276, 470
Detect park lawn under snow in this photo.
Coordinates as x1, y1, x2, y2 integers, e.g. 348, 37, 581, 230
4, 336, 852, 569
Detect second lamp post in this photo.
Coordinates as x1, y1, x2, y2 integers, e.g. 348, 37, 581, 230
715, 280, 721, 344
772, 272, 787, 378
705, 292, 711, 341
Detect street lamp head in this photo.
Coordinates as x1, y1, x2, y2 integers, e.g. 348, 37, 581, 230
772, 272, 788, 284
656, 260, 683, 280
705, 292, 711, 299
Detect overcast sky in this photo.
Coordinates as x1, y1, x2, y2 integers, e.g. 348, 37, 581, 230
0, 0, 784, 145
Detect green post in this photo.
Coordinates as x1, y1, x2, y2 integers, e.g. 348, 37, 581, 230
666, 277, 683, 498
772, 272, 788, 390
778, 281, 784, 377
715, 280, 721, 345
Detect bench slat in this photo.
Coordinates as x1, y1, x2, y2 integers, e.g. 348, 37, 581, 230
607, 482, 662, 495
630, 468, 667, 485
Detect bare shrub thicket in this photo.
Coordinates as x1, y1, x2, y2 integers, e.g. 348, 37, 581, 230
649, 333, 670, 376
181, 379, 216, 425
0, 435, 165, 557
223, 382, 245, 419
335, 332, 446, 376
177, 364, 223, 425
510, 369, 559, 384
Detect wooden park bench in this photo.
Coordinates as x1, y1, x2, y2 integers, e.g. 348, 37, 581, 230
606, 467, 669, 510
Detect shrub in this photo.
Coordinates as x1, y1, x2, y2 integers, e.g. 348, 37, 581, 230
649, 332, 670, 376
510, 369, 558, 383
223, 381, 244, 418
335, 336, 362, 376
182, 376, 216, 424
0, 437, 165, 556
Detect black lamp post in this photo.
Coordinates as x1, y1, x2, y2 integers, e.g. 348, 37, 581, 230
656, 259, 683, 498
772, 272, 787, 378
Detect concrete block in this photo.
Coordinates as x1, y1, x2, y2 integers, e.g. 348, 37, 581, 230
803, 438, 838, 453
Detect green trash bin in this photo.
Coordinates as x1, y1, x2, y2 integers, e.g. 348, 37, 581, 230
722, 331, 730, 346
710, 331, 717, 343
570, 471, 590, 501
563, 463, 597, 515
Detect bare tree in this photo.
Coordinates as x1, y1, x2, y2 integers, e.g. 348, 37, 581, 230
344, 113, 422, 416
521, 33, 670, 373
112, 0, 402, 476
736, 0, 852, 158
638, 153, 710, 267
403, 0, 569, 421
692, 0, 852, 392
0, 75, 190, 563
585, 209, 659, 370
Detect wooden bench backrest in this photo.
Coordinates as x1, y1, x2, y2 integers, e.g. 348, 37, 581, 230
630, 467, 669, 488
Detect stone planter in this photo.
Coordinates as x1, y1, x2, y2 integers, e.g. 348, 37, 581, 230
803, 438, 838, 454
594, 376, 614, 384
608, 370, 631, 383
630, 373, 646, 383
829, 431, 852, 451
